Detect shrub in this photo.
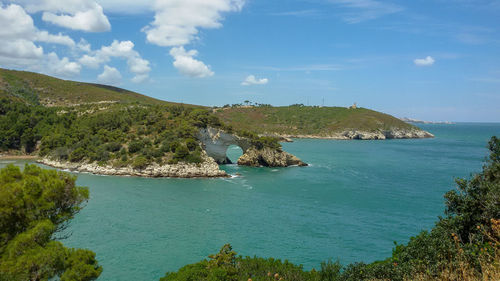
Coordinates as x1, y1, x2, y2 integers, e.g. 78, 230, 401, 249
128, 140, 142, 153
132, 156, 149, 169
186, 138, 198, 151
105, 142, 122, 152
69, 147, 86, 162
185, 150, 202, 164
174, 145, 190, 161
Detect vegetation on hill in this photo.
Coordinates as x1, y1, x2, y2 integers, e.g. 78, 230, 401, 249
214, 104, 418, 137
0, 164, 101, 281
161, 136, 500, 281
0, 98, 281, 166
0, 68, 177, 107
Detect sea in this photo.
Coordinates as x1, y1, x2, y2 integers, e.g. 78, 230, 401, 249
1, 123, 499, 281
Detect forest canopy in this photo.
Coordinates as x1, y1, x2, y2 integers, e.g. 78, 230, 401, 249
0, 164, 101, 281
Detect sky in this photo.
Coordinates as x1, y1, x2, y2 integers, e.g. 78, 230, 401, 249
0, 0, 499, 122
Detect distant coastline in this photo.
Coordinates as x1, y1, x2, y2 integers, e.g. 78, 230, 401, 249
272, 128, 434, 140
400, 117, 454, 125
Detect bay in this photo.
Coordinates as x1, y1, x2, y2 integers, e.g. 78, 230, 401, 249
1, 123, 499, 281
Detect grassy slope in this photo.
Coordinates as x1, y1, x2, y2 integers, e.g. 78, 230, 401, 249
215, 106, 417, 136
0, 68, 187, 107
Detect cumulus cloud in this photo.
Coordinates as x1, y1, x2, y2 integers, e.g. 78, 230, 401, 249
46, 52, 82, 77
241, 75, 269, 86
143, 0, 244, 47
35, 31, 75, 47
169, 46, 214, 78
12, 0, 111, 32
79, 40, 151, 82
414, 56, 435, 66
142, 0, 245, 78
0, 4, 78, 71
97, 65, 122, 85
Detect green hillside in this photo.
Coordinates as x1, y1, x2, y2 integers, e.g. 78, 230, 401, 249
214, 105, 417, 136
0, 68, 422, 141
0, 68, 179, 107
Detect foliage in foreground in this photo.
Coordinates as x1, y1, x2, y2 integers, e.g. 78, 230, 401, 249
0, 164, 101, 281
160, 136, 500, 281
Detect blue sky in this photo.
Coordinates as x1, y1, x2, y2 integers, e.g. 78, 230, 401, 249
1, 0, 499, 121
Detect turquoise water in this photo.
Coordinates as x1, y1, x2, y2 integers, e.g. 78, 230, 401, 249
1, 123, 499, 281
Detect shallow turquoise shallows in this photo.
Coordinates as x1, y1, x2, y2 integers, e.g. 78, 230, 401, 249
1, 123, 499, 281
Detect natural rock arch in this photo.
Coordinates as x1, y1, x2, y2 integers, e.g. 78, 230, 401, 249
197, 127, 251, 164
197, 127, 307, 167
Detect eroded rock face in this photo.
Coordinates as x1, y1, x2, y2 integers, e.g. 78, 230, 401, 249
198, 127, 307, 167
276, 128, 434, 140
38, 151, 228, 178
237, 147, 307, 167
197, 127, 251, 164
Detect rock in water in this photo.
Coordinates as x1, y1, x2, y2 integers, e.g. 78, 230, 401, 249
237, 147, 307, 167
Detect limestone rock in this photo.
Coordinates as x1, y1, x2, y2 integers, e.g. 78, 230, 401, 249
275, 128, 434, 140
237, 147, 307, 167
38, 151, 228, 178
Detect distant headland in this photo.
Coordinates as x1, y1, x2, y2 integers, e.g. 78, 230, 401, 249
400, 117, 454, 125
1, 68, 432, 177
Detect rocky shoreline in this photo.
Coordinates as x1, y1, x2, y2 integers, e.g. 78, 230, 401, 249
238, 147, 307, 167
276, 128, 434, 141
38, 154, 229, 178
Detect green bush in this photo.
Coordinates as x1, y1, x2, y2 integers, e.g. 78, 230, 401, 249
69, 147, 86, 162
105, 142, 122, 152
132, 156, 149, 169
186, 138, 198, 151
128, 140, 143, 153
174, 145, 190, 161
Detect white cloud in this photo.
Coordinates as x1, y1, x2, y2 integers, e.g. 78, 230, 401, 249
143, 0, 246, 78
35, 31, 75, 47
169, 46, 214, 78
79, 40, 151, 82
0, 40, 43, 61
13, 0, 111, 32
0, 4, 78, 70
143, 0, 245, 47
241, 75, 268, 86
46, 52, 82, 77
77, 38, 92, 53
97, 65, 122, 85
414, 56, 435, 66
328, 0, 403, 23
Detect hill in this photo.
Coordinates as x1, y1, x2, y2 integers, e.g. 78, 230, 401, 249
0, 67, 432, 143
214, 105, 432, 139
0, 68, 184, 107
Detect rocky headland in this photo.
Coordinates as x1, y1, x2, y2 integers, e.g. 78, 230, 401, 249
275, 128, 434, 140
37, 129, 308, 178
237, 147, 307, 167
197, 127, 308, 166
